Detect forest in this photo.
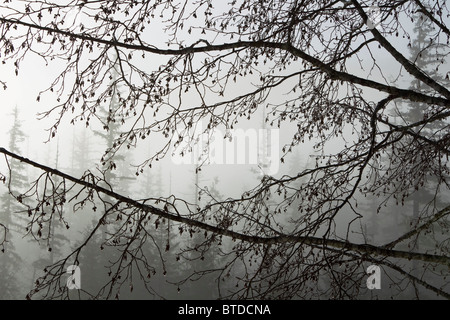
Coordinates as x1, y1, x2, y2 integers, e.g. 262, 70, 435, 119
0, 0, 449, 300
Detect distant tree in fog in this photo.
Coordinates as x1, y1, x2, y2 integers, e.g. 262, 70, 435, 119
0, 0, 449, 299
0, 107, 28, 298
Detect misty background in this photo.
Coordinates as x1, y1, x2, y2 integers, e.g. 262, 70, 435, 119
0, 1, 448, 299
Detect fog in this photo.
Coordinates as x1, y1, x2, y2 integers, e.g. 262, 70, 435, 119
0, 1, 449, 300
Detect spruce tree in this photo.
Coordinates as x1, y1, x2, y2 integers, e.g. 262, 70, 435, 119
29, 140, 74, 297
0, 106, 28, 299
78, 56, 136, 298
405, 12, 448, 243
179, 170, 222, 299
